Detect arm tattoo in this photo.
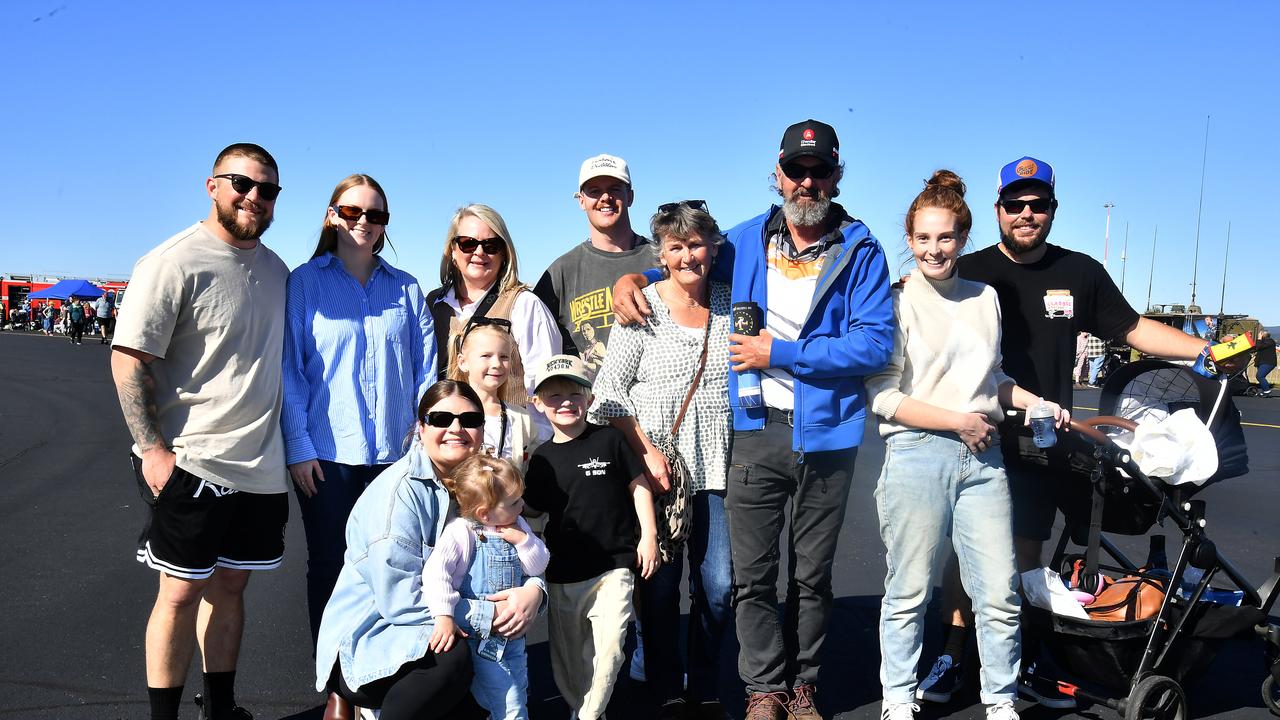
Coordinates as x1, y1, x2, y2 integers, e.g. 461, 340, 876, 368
116, 359, 167, 452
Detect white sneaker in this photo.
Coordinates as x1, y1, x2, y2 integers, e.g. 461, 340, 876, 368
880, 701, 919, 720
986, 700, 1019, 720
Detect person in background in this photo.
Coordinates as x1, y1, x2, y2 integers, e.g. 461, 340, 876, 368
1085, 332, 1107, 386
95, 292, 115, 344
67, 298, 86, 345
1255, 329, 1276, 396
426, 204, 561, 398
281, 173, 436, 686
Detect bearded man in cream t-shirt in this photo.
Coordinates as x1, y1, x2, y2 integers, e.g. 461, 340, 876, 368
111, 142, 290, 720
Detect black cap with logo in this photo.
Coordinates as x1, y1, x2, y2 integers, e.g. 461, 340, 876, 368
778, 119, 840, 168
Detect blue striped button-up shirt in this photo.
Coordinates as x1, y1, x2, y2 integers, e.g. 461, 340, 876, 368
282, 253, 436, 466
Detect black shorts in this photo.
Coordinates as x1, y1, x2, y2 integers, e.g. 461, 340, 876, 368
131, 454, 288, 579
97, 316, 114, 332
1003, 429, 1091, 542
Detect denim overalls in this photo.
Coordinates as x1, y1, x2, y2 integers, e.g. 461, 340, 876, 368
461, 522, 530, 720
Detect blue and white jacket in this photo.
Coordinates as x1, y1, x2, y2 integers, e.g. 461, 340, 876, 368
719, 204, 894, 453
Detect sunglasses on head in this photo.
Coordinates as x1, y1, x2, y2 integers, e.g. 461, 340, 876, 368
780, 162, 835, 181
460, 316, 513, 345
332, 205, 390, 225
998, 198, 1056, 215
213, 173, 282, 201
453, 236, 505, 255
657, 200, 709, 214
424, 410, 485, 429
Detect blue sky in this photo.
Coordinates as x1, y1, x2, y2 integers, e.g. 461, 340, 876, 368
4, 2, 1277, 323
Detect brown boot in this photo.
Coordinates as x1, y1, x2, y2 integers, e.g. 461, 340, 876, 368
744, 691, 789, 720
323, 692, 354, 720
783, 681, 824, 712
785, 683, 822, 720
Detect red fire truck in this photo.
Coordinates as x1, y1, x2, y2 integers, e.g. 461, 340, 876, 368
2, 273, 129, 328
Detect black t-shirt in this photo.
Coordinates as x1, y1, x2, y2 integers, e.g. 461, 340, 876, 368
957, 243, 1139, 410
523, 423, 646, 583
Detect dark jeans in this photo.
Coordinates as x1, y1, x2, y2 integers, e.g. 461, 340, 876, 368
640, 490, 737, 703
1258, 363, 1275, 393
296, 460, 388, 645
329, 641, 474, 720
69, 320, 84, 343
725, 420, 858, 694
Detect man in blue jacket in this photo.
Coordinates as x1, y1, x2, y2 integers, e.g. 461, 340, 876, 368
614, 119, 894, 720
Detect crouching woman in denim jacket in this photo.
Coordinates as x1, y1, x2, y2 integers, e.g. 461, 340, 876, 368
314, 380, 547, 720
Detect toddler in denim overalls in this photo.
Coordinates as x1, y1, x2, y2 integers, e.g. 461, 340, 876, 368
424, 454, 549, 719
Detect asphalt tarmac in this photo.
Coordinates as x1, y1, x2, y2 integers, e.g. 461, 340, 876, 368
0, 330, 1276, 719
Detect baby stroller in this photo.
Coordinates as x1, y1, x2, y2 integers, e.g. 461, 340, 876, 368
1023, 360, 1280, 719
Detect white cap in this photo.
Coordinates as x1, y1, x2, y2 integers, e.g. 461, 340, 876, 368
578, 154, 631, 189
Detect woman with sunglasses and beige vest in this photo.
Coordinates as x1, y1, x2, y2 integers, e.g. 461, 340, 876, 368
426, 204, 562, 399
281, 174, 437, 666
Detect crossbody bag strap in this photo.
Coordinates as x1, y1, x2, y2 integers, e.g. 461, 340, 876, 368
670, 308, 712, 439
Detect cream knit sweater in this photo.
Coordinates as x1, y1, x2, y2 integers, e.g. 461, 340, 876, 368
865, 269, 1013, 438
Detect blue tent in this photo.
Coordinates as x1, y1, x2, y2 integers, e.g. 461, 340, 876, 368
27, 279, 105, 300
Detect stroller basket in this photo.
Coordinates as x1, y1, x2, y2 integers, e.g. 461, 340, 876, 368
1027, 602, 1265, 689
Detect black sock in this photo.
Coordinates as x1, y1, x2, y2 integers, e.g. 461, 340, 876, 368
202, 670, 237, 717
147, 686, 183, 720
942, 623, 968, 663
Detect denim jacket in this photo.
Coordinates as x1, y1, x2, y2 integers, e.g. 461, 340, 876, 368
314, 444, 547, 691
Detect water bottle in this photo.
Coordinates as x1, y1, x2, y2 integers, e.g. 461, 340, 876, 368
1029, 399, 1057, 449
733, 301, 763, 409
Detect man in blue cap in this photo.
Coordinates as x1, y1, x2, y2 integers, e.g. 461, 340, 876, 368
915, 156, 1214, 710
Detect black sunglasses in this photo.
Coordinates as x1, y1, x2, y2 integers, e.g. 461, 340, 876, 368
333, 205, 391, 225
453, 236, 505, 255
424, 410, 485, 429
780, 162, 835, 181
657, 200, 709, 214
998, 198, 1056, 215
460, 316, 513, 345
213, 173, 282, 201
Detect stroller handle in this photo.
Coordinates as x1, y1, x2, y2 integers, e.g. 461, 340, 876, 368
1069, 415, 1139, 446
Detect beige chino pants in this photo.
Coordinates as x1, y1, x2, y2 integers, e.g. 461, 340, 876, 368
547, 568, 635, 720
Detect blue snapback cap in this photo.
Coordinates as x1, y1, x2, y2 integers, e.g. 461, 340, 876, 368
997, 156, 1055, 195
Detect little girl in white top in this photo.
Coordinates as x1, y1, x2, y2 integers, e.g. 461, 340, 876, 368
424, 453, 550, 720
449, 321, 550, 471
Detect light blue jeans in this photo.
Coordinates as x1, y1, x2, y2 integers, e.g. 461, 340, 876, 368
460, 526, 529, 719
875, 430, 1021, 705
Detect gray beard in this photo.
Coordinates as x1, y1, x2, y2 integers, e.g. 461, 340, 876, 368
782, 192, 831, 227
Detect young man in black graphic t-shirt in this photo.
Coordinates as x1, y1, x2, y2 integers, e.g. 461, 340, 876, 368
522, 354, 657, 719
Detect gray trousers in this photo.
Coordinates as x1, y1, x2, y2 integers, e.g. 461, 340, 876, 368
725, 419, 858, 694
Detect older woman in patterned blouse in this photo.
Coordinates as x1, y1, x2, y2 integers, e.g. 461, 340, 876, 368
589, 201, 733, 718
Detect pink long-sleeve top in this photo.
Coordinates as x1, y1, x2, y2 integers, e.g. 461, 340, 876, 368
422, 515, 550, 619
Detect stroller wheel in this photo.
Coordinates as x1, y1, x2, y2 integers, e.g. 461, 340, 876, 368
1264, 674, 1280, 716
1125, 674, 1185, 720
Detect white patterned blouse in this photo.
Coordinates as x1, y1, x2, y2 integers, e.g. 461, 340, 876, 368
588, 281, 732, 493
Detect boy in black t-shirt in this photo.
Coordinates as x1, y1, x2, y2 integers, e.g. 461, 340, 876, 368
523, 354, 657, 720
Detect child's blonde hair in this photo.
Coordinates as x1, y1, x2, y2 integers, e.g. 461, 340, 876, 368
443, 453, 525, 521
447, 323, 527, 406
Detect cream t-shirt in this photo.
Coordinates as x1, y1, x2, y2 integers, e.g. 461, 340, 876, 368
114, 222, 289, 493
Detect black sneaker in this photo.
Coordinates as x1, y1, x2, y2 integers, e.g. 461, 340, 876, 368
915, 654, 963, 703
194, 693, 254, 720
